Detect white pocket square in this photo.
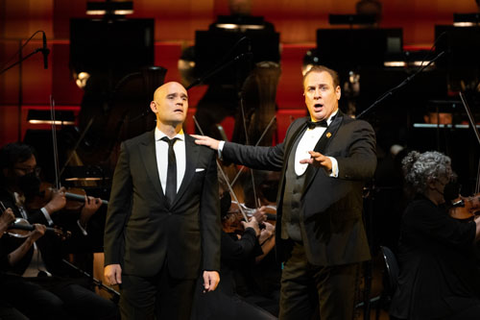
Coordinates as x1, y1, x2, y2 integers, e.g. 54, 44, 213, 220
195, 168, 205, 172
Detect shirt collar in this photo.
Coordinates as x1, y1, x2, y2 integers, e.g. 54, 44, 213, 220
155, 127, 185, 142
309, 109, 339, 128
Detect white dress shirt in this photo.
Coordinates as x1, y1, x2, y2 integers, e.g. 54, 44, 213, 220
218, 112, 339, 177
155, 127, 186, 194
294, 111, 338, 177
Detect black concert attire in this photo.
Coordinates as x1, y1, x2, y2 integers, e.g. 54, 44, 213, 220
0, 187, 118, 320
390, 195, 480, 320
192, 226, 276, 320
220, 111, 377, 319
104, 129, 221, 320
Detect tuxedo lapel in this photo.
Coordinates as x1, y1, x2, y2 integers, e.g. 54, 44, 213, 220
303, 112, 344, 194
283, 118, 310, 169
171, 134, 198, 208
139, 131, 165, 201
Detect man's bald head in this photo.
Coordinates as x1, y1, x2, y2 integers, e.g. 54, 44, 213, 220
153, 82, 187, 101
150, 82, 189, 132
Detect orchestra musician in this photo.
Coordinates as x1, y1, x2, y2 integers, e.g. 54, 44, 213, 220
390, 150, 480, 320
193, 65, 377, 319
0, 207, 29, 320
103, 81, 221, 319
192, 178, 276, 319
0, 142, 118, 320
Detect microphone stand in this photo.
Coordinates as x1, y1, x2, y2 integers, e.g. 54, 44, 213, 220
186, 52, 253, 90
0, 30, 48, 75
0, 48, 46, 75
357, 51, 445, 119
0, 31, 48, 141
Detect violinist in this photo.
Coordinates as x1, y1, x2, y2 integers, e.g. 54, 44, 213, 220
191, 185, 276, 320
0, 207, 29, 320
0, 142, 119, 320
390, 151, 480, 320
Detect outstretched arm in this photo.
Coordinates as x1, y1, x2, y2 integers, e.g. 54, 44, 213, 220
191, 134, 220, 150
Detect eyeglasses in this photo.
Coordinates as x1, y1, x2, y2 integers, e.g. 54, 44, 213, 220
14, 166, 41, 176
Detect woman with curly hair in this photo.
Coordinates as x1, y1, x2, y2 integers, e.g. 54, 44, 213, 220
390, 150, 480, 320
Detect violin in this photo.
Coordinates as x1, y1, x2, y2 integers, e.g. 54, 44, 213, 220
222, 201, 277, 235
241, 201, 277, 225
222, 201, 247, 234
6, 217, 71, 240
26, 181, 108, 212
449, 193, 480, 220
259, 204, 277, 225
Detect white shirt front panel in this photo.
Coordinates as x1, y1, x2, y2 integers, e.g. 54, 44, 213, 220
154, 127, 186, 194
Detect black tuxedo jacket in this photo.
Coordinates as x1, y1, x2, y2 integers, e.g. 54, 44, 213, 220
222, 111, 377, 266
104, 130, 221, 279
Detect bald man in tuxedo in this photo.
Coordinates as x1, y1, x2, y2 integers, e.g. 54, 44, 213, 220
104, 82, 221, 319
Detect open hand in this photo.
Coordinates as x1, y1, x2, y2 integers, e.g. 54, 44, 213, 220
299, 151, 332, 171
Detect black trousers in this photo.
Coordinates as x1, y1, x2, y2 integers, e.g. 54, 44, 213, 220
0, 273, 118, 320
120, 263, 196, 320
279, 242, 360, 320
191, 277, 277, 320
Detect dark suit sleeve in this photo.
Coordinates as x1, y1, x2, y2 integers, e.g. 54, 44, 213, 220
336, 120, 377, 180
221, 228, 259, 261
104, 142, 132, 266
222, 142, 284, 171
199, 150, 221, 272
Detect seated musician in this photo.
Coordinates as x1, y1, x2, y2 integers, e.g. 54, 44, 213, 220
0, 142, 118, 320
191, 177, 276, 319
389, 150, 480, 320
0, 207, 29, 320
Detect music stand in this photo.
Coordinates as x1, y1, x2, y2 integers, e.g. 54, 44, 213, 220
328, 14, 376, 26
194, 29, 280, 85
454, 13, 480, 26
70, 18, 154, 87
316, 28, 403, 73
435, 25, 480, 91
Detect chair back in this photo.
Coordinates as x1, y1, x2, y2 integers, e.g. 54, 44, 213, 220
380, 246, 399, 303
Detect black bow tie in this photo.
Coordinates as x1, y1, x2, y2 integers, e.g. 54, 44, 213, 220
306, 120, 328, 130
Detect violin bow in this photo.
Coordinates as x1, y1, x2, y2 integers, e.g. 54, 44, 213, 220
459, 92, 480, 194
193, 116, 249, 222
50, 95, 61, 189
230, 114, 276, 188
0, 200, 7, 212
238, 95, 260, 210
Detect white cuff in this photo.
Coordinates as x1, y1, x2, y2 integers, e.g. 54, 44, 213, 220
328, 156, 339, 178
77, 219, 88, 236
40, 207, 55, 226
218, 141, 225, 159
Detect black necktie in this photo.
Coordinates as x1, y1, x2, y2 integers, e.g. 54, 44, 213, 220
306, 120, 328, 130
162, 137, 179, 206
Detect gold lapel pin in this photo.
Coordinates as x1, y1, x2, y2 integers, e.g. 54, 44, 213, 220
326, 132, 332, 138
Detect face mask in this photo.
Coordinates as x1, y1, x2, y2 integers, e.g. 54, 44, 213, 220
444, 179, 460, 202
18, 172, 41, 198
